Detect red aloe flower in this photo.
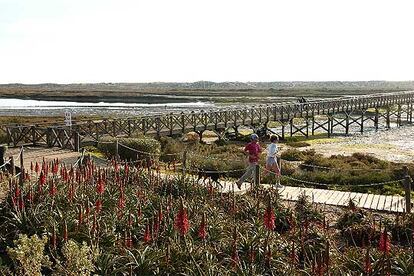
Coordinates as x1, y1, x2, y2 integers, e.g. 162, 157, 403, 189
63, 221, 68, 242
153, 219, 160, 237
174, 200, 190, 236
125, 231, 133, 248
128, 213, 133, 228
51, 226, 57, 250
25, 172, 30, 181
85, 202, 90, 219
52, 161, 59, 175
117, 193, 126, 210
95, 199, 102, 213
78, 206, 83, 225
39, 171, 46, 186
248, 245, 255, 263
263, 200, 275, 231
49, 180, 57, 197
290, 240, 297, 264
379, 229, 391, 254
231, 244, 239, 268
364, 248, 372, 274
143, 223, 151, 243
92, 213, 97, 236
30, 162, 34, 172
198, 213, 207, 240
26, 186, 33, 203
14, 186, 21, 198
265, 244, 272, 267
137, 204, 142, 218
18, 195, 25, 211
35, 162, 40, 174
157, 207, 163, 223
96, 174, 105, 195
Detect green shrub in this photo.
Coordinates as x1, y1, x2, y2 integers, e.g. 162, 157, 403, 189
55, 240, 99, 276
7, 234, 51, 276
281, 149, 305, 161
97, 137, 161, 161
159, 137, 182, 163
286, 141, 310, 148
0, 130, 7, 144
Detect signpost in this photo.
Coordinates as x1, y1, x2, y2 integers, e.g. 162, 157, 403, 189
64, 111, 72, 127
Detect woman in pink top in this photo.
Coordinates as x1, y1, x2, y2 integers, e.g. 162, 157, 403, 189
236, 133, 262, 189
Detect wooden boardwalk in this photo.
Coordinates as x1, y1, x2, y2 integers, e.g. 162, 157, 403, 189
220, 182, 410, 213
8, 147, 80, 169
3, 149, 410, 213
3, 91, 414, 150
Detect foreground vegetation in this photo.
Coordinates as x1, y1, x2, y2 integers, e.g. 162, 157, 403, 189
0, 156, 413, 275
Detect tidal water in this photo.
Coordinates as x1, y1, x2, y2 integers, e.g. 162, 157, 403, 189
0, 98, 216, 116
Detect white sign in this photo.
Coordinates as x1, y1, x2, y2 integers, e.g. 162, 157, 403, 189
64, 112, 72, 126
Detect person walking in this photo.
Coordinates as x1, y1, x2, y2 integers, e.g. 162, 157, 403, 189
265, 135, 282, 188
236, 133, 262, 189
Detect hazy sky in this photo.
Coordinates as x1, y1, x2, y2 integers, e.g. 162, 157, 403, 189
0, 0, 413, 83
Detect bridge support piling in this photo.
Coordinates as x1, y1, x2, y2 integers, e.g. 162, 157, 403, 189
360, 112, 364, 133
327, 116, 332, 138
397, 104, 402, 126
311, 116, 315, 136
345, 115, 350, 135
386, 107, 391, 129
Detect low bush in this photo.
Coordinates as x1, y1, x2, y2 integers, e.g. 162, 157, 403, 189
97, 137, 161, 161
0, 130, 8, 145
286, 141, 310, 148
159, 137, 182, 164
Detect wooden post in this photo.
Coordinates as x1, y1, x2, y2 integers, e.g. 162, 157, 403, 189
360, 112, 364, 133
74, 132, 80, 152
386, 107, 391, 129
327, 116, 331, 138
115, 139, 119, 160
375, 108, 379, 130
254, 164, 260, 188
10, 156, 15, 176
311, 115, 315, 136
345, 114, 350, 135
397, 104, 402, 126
403, 166, 412, 213
19, 146, 24, 185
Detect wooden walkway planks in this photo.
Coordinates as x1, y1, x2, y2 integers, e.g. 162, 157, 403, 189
226, 181, 409, 213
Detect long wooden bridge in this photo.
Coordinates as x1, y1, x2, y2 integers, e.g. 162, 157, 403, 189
2, 91, 414, 151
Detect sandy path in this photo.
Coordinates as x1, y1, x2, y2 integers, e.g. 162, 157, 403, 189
304, 125, 414, 163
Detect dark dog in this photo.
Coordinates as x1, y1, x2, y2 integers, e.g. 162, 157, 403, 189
196, 168, 223, 188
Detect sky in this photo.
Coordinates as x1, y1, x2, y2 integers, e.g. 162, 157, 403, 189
0, 0, 413, 84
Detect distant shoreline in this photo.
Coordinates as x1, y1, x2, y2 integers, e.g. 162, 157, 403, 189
1, 81, 413, 104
